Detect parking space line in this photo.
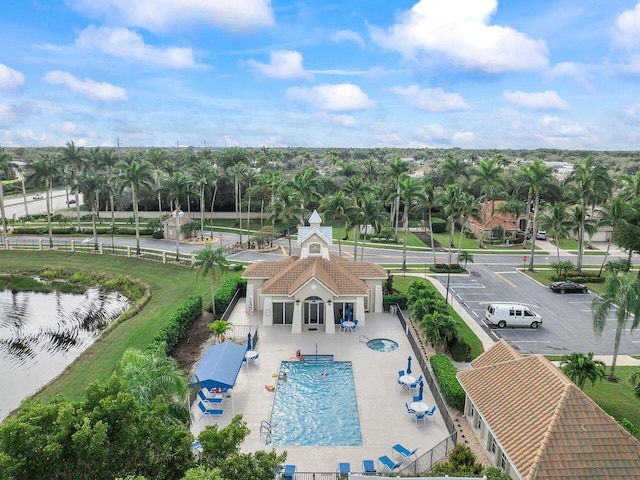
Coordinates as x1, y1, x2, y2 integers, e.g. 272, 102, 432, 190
510, 340, 552, 343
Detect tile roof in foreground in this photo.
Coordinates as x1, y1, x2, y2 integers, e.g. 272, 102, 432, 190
243, 254, 386, 296
458, 339, 640, 479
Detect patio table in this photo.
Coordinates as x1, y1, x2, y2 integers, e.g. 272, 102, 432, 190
398, 374, 416, 387
410, 401, 429, 413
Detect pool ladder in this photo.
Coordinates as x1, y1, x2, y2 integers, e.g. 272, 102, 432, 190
359, 334, 370, 344
259, 420, 272, 436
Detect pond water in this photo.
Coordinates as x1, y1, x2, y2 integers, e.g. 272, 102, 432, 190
0, 288, 130, 421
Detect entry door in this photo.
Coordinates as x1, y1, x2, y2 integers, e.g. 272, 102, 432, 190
304, 300, 324, 325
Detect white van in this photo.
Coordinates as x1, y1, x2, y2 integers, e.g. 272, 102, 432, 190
484, 304, 542, 329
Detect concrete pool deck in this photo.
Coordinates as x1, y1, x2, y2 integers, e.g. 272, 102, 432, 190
190, 299, 452, 473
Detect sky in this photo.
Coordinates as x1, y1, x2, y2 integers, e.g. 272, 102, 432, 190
2, 0, 640, 150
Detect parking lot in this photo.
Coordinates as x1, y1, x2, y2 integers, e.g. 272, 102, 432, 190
439, 264, 640, 356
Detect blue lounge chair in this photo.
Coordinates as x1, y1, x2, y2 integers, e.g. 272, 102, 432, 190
281, 464, 296, 480
426, 405, 437, 416
378, 455, 402, 472
197, 401, 223, 418
362, 459, 376, 473
392, 443, 419, 460
198, 389, 223, 404
338, 462, 350, 475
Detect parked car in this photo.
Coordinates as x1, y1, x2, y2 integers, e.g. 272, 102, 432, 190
484, 303, 543, 329
535, 230, 547, 240
550, 281, 588, 294
32, 193, 44, 200
515, 230, 532, 241
66, 199, 76, 205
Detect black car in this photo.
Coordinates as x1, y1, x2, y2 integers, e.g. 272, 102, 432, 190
550, 281, 588, 294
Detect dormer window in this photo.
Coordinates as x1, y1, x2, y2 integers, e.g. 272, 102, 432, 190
309, 243, 321, 255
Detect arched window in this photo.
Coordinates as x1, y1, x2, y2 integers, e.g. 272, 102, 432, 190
309, 243, 321, 255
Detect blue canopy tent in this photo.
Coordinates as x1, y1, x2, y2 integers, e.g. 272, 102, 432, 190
189, 341, 247, 417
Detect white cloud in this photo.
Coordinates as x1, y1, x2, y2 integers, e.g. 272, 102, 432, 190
0, 64, 25, 91
42, 71, 128, 101
331, 30, 365, 48
69, 0, 274, 33
244, 50, 312, 80
613, 2, 640, 48
369, 0, 548, 73
76, 25, 197, 69
48, 121, 79, 135
452, 131, 475, 143
540, 115, 586, 136
327, 113, 356, 127
285, 83, 374, 112
0, 102, 40, 127
503, 90, 569, 110
390, 84, 469, 111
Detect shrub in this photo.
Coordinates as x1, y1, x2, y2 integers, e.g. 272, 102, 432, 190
151, 295, 203, 352
431, 217, 447, 233
214, 277, 247, 314
450, 340, 470, 362
430, 354, 465, 411
383, 294, 408, 311
484, 467, 513, 480
618, 418, 638, 436
430, 264, 465, 274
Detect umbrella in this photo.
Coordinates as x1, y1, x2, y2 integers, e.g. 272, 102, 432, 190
406, 356, 412, 375
417, 381, 424, 401
247, 332, 252, 351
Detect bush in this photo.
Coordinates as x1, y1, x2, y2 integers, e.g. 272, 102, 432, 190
450, 340, 470, 362
430, 354, 465, 411
431, 217, 447, 233
383, 294, 408, 311
152, 230, 164, 239
484, 467, 513, 480
214, 277, 247, 314
151, 295, 202, 353
430, 264, 465, 274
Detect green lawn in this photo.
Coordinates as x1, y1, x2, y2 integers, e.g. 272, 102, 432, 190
0, 251, 233, 401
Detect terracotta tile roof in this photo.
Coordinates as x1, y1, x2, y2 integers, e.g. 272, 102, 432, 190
243, 254, 386, 296
458, 341, 640, 479
467, 200, 518, 231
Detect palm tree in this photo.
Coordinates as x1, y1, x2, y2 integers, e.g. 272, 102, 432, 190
230, 162, 249, 245
440, 184, 464, 268
592, 272, 640, 380
343, 176, 371, 258
162, 171, 194, 261
61, 140, 85, 231
0, 147, 14, 244
193, 243, 229, 316
458, 251, 474, 269
472, 156, 503, 248
190, 156, 216, 239
98, 149, 119, 229
496, 198, 526, 244
117, 346, 190, 426
387, 156, 410, 238
320, 190, 351, 256
456, 191, 480, 258
116, 152, 153, 255
422, 311, 459, 352
359, 192, 386, 261
560, 352, 606, 390
630, 370, 640, 399
78, 170, 105, 251
398, 177, 424, 270
147, 147, 168, 212
539, 201, 572, 262
27, 153, 59, 248
268, 185, 303, 255
440, 154, 469, 186
418, 180, 439, 267
596, 196, 635, 277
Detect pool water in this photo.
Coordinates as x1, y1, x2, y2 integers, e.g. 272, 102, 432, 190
366, 338, 399, 352
268, 358, 362, 446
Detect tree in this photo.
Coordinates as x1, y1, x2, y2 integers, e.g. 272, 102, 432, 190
147, 147, 168, 212
78, 169, 106, 251
268, 185, 303, 256
387, 156, 410, 238
397, 177, 424, 270
0, 375, 194, 480
539, 201, 572, 262
496, 197, 525, 244
319, 190, 351, 256
117, 346, 190, 425
596, 195, 635, 277
27, 153, 60, 248
422, 311, 459, 352
116, 153, 154, 255
162, 171, 194, 261
193, 243, 229, 316
630, 370, 640, 400
209, 320, 233, 343
458, 251, 474, 268
359, 192, 386, 261
0, 147, 15, 245
61, 140, 85, 231
419, 180, 439, 267
472, 156, 503, 248
592, 272, 640, 380
190, 155, 216, 239
560, 352, 606, 389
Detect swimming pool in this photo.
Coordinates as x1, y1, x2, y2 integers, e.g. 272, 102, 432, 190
366, 338, 399, 352
268, 357, 362, 446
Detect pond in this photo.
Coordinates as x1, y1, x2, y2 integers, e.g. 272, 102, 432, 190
0, 288, 130, 421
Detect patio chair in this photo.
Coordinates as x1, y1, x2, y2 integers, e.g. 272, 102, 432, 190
198, 389, 223, 405
412, 394, 422, 403
339, 318, 347, 334
425, 405, 437, 416
414, 412, 426, 426
197, 401, 223, 419
408, 375, 423, 393
338, 462, 350, 476
350, 319, 358, 333
392, 443, 419, 461
362, 459, 376, 473
281, 464, 296, 480
404, 402, 415, 419
191, 440, 203, 454
378, 455, 402, 472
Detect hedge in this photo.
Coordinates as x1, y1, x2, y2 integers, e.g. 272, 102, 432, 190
214, 277, 247, 314
150, 295, 202, 353
431, 217, 447, 233
383, 294, 408, 311
430, 354, 465, 411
